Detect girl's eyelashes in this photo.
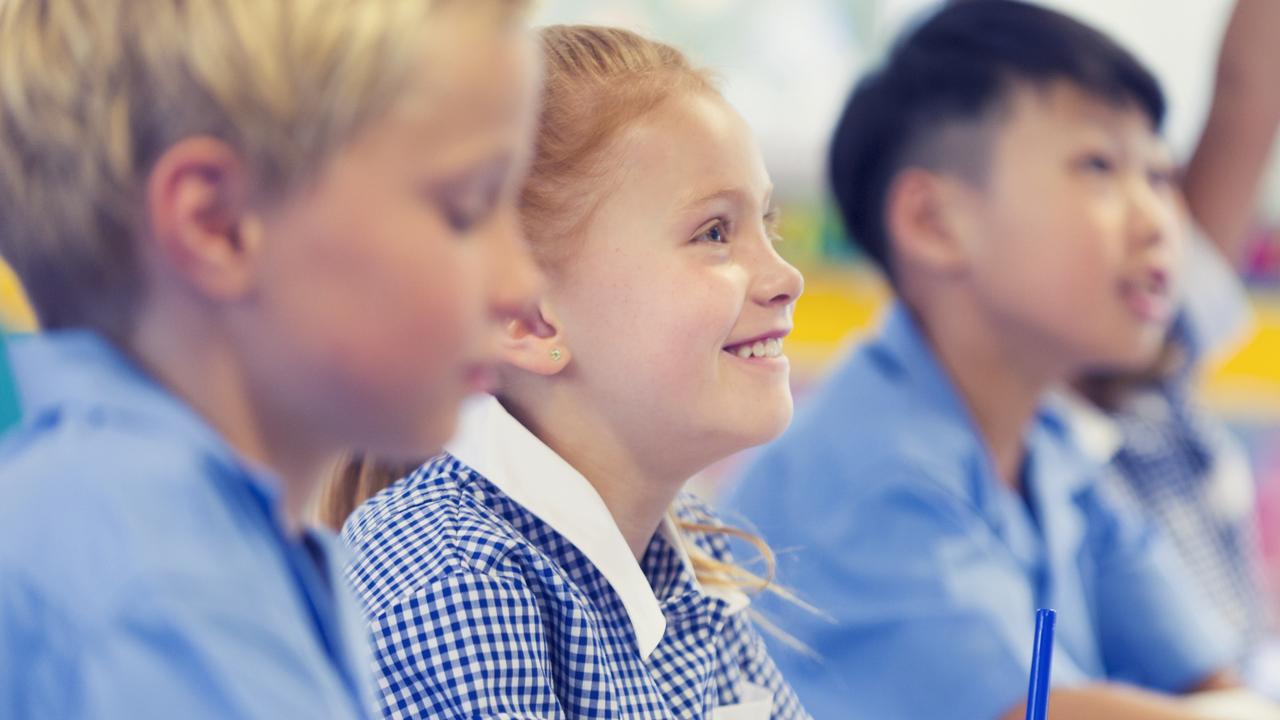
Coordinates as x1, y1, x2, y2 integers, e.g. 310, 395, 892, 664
692, 218, 730, 244
764, 207, 783, 243
690, 211, 784, 246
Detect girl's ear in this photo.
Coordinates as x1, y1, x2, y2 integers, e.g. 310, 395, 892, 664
501, 299, 571, 375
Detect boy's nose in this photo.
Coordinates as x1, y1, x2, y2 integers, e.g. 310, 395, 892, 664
1128, 173, 1183, 252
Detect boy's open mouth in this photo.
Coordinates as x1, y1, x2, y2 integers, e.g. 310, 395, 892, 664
1119, 268, 1172, 323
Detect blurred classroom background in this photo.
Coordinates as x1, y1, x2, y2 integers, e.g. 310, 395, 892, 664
6, 0, 1280, 611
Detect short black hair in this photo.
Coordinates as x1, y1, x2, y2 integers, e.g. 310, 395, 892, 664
829, 0, 1165, 278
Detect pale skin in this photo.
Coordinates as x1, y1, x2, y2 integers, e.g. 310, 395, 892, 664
130, 13, 543, 533
888, 79, 1239, 720
498, 90, 804, 560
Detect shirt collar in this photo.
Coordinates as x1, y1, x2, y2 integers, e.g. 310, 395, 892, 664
5, 329, 286, 511
1040, 390, 1124, 468
868, 302, 975, 425
865, 302, 1098, 509
858, 302, 1000, 508
444, 395, 669, 658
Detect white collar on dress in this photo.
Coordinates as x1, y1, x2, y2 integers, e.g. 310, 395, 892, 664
445, 395, 672, 657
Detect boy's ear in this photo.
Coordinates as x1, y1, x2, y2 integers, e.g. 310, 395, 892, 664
145, 136, 264, 300
501, 300, 570, 376
884, 168, 975, 276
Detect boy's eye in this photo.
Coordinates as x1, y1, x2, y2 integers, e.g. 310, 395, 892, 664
693, 219, 729, 244
1148, 167, 1176, 188
438, 182, 501, 235
434, 160, 511, 235
442, 201, 490, 234
1079, 153, 1116, 174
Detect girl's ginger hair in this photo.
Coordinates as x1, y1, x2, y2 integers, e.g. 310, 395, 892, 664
319, 26, 784, 598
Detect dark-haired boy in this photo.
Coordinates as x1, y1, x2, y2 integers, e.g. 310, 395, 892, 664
728, 2, 1244, 717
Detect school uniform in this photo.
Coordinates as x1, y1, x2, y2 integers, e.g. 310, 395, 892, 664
341, 395, 810, 719
1055, 233, 1265, 668
0, 331, 376, 719
723, 302, 1235, 720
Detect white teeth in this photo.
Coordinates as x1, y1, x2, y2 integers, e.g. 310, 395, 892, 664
727, 337, 786, 359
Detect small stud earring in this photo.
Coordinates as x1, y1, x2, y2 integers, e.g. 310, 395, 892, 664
550, 348, 563, 361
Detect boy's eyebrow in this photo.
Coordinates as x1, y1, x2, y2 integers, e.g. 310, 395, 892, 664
674, 185, 775, 214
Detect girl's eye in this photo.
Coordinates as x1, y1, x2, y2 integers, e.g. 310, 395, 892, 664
764, 208, 783, 243
694, 219, 729, 244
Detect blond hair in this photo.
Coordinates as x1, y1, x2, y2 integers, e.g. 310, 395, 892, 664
324, 26, 785, 598
0, 0, 525, 340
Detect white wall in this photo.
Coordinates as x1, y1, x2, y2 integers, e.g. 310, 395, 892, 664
534, 1, 1276, 217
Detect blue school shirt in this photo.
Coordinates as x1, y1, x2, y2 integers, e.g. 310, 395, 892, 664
723, 302, 1235, 720
0, 331, 376, 719
341, 395, 809, 719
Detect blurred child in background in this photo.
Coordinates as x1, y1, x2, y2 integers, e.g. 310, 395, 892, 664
727, 2, 1253, 717
1065, 0, 1280, 675
0, 1, 541, 716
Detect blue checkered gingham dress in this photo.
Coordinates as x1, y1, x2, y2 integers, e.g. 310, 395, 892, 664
1100, 322, 1265, 665
341, 454, 810, 719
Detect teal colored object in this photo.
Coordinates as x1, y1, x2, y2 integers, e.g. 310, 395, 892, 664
0, 332, 19, 432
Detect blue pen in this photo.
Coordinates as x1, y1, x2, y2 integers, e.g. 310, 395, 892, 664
1025, 608, 1056, 720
